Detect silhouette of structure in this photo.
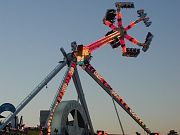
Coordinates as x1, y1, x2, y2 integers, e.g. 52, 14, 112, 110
0, 2, 157, 135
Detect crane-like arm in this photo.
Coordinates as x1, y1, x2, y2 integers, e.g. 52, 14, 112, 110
87, 31, 120, 53
74, 31, 120, 65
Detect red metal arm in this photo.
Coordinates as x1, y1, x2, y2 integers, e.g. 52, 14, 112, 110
82, 63, 151, 134
47, 62, 76, 134
124, 18, 144, 31
87, 31, 120, 53
103, 20, 117, 31
119, 38, 126, 53
117, 10, 123, 27
125, 34, 143, 46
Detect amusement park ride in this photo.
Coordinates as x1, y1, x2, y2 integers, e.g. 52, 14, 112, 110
0, 2, 157, 135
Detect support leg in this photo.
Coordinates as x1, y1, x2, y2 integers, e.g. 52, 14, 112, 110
0, 61, 67, 131
82, 64, 151, 134
46, 62, 76, 134
72, 68, 94, 134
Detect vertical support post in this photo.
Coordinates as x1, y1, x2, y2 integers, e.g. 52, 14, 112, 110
72, 68, 94, 134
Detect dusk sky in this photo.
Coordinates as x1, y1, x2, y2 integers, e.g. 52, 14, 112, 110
0, 1, 180, 134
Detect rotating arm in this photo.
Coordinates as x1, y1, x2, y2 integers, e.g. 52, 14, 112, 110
124, 18, 144, 31
119, 38, 126, 53
82, 63, 151, 134
117, 9, 123, 27
75, 31, 120, 64
125, 34, 143, 46
87, 31, 120, 53
103, 20, 117, 31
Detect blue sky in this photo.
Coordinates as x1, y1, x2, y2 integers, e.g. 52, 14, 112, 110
0, 0, 180, 134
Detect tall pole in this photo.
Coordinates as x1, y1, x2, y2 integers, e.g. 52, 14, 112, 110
72, 68, 94, 134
